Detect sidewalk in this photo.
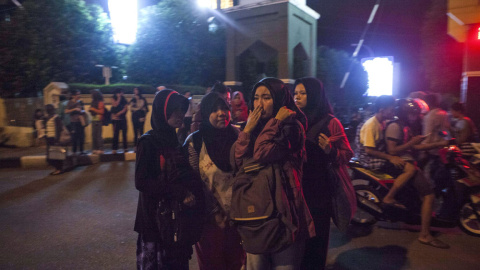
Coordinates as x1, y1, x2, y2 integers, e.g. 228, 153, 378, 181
0, 143, 136, 169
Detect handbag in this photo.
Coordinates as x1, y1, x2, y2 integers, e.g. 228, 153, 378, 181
327, 163, 357, 232
48, 146, 67, 160
230, 159, 298, 254
59, 126, 71, 145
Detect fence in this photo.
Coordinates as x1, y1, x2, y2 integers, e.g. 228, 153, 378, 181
3, 97, 44, 127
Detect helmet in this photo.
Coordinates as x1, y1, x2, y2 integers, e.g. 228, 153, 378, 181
413, 98, 430, 115
395, 98, 421, 122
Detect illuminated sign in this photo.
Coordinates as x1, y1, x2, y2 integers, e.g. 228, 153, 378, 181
361, 57, 394, 96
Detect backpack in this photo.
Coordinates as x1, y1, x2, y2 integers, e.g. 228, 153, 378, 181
102, 107, 111, 126
230, 157, 299, 254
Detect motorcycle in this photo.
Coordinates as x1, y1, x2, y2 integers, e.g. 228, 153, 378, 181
349, 141, 480, 237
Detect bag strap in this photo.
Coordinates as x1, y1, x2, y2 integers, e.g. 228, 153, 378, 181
306, 115, 333, 143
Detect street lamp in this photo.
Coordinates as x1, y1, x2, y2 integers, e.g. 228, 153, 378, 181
95, 65, 118, 85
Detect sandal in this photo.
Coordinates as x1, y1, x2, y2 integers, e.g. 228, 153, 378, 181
418, 238, 450, 249
50, 170, 62, 175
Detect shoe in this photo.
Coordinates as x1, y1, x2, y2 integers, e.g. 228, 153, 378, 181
418, 238, 450, 249
50, 170, 62, 175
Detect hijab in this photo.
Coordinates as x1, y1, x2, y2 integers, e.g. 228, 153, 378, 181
249, 77, 307, 135
199, 92, 238, 172
294, 77, 333, 129
150, 89, 189, 147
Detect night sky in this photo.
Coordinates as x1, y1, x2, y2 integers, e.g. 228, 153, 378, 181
308, 0, 434, 93
88, 0, 437, 93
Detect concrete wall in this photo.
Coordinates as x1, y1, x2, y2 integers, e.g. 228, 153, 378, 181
224, 1, 318, 82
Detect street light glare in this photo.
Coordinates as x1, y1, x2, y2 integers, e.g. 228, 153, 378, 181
197, 0, 216, 9
108, 0, 137, 45
362, 57, 394, 96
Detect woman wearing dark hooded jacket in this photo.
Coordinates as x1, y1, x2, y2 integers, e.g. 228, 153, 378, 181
234, 77, 315, 270
184, 92, 245, 270
294, 77, 354, 270
134, 90, 205, 270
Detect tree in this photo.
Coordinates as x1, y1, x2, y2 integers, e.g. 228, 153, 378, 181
125, 0, 225, 87
421, 0, 462, 94
316, 46, 368, 111
0, 0, 121, 97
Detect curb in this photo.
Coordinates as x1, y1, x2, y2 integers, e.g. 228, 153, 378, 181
0, 153, 136, 169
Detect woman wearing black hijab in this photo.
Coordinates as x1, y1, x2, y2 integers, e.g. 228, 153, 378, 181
134, 90, 205, 270
234, 77, 315, 270
294, 77, 355, 270
184, 92, 244, 270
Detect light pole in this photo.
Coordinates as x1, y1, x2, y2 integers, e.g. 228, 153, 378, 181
351, 43, 375, 58
95, 65, 118, 85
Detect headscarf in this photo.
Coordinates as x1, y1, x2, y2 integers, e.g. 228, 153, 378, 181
249, 77, 307, 133
199, 92, 238, 172
232, 91, 248, 122
294, 77, 333, 129
150, 89, 189, 147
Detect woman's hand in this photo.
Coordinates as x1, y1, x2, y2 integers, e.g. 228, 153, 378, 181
182, 191, 196, 207
214, 212, 227, 229
318, 133, 332, 154
275, 106, 296, 122
243, 106, 262, 134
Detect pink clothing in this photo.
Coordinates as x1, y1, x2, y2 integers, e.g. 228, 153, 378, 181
328, 117, 354, 165
235, 118, 316, 240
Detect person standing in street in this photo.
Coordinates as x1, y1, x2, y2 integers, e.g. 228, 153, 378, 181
234, 78, 315, 270
294, 77, 355, 269
45, 104, 64, 175
65, 89, 85, 155
111, 88, 128, 154
134, 89, 205, 270
184, 92, 245, 270
130, 87, 149, 151
89, 89, 105, 154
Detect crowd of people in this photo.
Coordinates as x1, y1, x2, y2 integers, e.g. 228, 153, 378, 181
132, 78, 355, 270
33, 78, 479, 269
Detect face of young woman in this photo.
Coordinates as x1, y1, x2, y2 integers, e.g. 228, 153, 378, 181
294, 83, 307, 109
233, 94, 241, 105
253, 86, 274, 119
209, 107, 230, 129
167, 108, 185, 128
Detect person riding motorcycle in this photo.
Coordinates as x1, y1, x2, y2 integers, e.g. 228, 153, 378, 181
357, 96, 449, 248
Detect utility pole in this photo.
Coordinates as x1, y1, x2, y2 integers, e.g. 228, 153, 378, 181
340, 0, 381, 89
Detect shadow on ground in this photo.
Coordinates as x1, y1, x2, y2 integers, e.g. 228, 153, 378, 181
328, 245, 409, 270
329, 224, 375, 249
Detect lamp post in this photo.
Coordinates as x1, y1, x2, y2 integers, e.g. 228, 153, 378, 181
351, 43, 375, 58
95, 65, 118, 85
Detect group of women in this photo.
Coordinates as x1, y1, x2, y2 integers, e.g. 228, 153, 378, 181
134, 77, 354, 270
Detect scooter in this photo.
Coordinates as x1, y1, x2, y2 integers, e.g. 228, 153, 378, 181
349, 141, 480, 236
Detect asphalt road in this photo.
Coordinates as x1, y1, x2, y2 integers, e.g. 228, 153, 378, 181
1, 162, 480, 270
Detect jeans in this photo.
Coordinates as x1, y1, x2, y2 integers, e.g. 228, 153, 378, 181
112, 119, 127, 151
246, 239, 305, 270
91, 121, 103, 151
